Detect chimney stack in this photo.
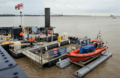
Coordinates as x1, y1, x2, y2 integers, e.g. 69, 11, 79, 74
45, 8, 50, 28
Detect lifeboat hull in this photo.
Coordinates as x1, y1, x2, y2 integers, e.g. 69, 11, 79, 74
66, 46, 108, 62
66, 54, 99, 62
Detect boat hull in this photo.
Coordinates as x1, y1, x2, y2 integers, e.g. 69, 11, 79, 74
66, 54, 99, 62
66, 46, 108, 62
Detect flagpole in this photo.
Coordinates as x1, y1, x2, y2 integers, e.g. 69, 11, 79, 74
22, 2, 25, 32
22, 2, 25, 40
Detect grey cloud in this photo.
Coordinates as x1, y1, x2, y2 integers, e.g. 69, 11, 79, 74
0, 0, 120, 16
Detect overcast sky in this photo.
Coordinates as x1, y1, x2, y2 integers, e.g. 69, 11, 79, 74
0, 0, 120, 16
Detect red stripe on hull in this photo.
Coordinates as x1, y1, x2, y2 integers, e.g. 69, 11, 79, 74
66, 56, 91, 62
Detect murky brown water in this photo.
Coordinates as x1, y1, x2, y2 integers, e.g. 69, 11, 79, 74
13, 16, 120, 78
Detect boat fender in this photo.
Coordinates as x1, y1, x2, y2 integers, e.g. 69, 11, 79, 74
58, 43, 60, 47
73, 52, 112, 78
68, 40, 70, 44
80, 40, 82, 44
45, 46, 48, 50
59, 58, 61, 61
56, 58, 71, 69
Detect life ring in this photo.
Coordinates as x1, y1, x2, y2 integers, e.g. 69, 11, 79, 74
48, 30, 54, 34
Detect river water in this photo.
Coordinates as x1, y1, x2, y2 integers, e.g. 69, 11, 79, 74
2, 16, 120, 78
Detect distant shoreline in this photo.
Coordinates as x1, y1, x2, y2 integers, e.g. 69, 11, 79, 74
0, 15, 119, 17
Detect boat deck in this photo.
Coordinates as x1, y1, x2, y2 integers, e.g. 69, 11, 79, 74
21, 43, 75, 65
8, 39, 75, 66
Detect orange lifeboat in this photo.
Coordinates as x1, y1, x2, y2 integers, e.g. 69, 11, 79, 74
66, 45, 108, 62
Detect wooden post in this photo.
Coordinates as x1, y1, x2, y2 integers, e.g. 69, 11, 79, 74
40, 42, 43, 64
51, 30, 53, 42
